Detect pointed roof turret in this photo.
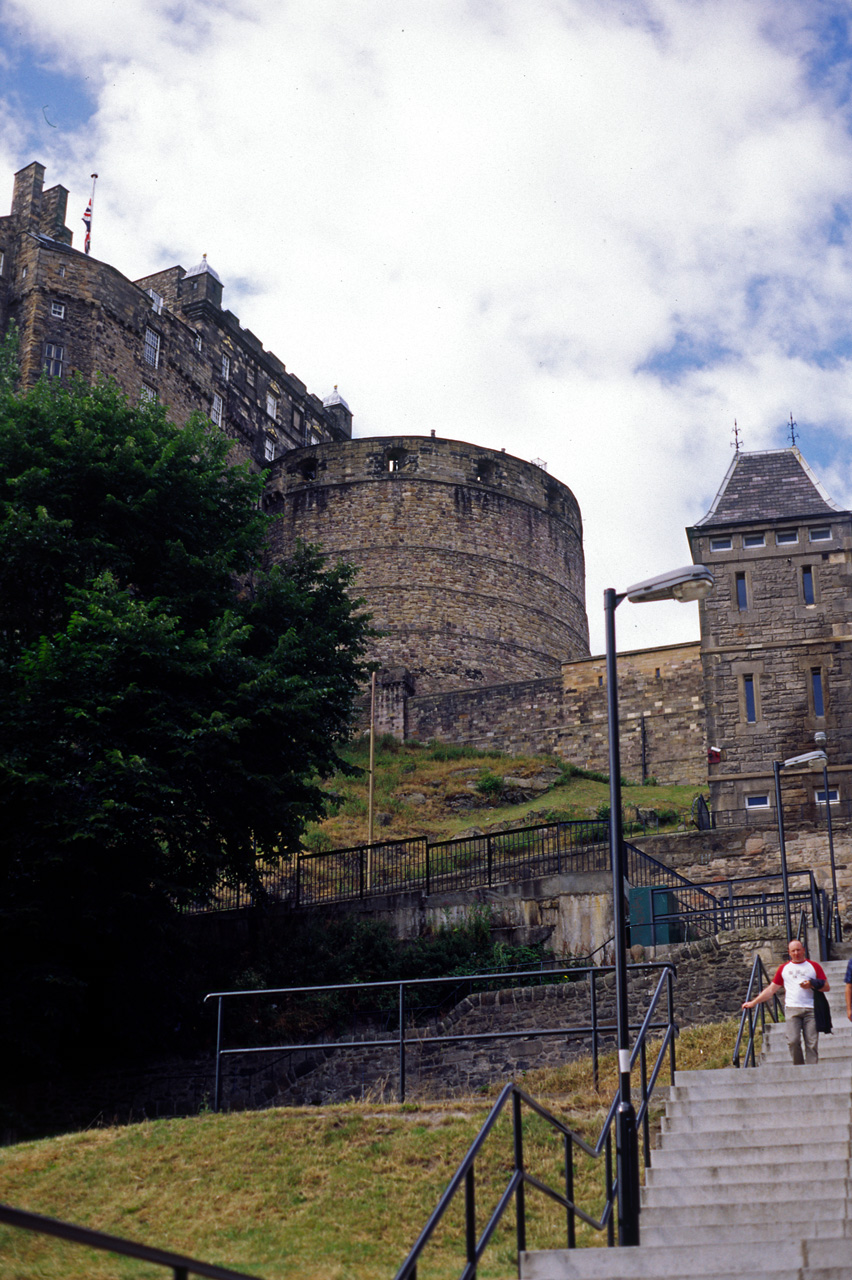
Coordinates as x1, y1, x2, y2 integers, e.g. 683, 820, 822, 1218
184, 253, 222, 283
694, 448, 843, 528
323, 385, 350, 411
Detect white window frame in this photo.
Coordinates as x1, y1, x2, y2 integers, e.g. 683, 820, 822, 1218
140, 384, 158, 404
0, 250, 5, 276
43, 342, 63, 377
264, 435, 275, 461
743, 533, 765, 548
144, 327, 161, 369
146, 288, 164, 315
776, 529, 798, 545
816, 788, 839, 806
810, 527, 832, 542
221, 353, 230, 382
211, 393, 224, 427
194, 332, 203, 352
51, 301, 65, 318
266, 391, 279, 420
709, 537, 732, 552
745, 794, 770, 809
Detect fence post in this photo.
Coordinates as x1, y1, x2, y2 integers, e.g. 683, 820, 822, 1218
425, 841, 431, 896
399, 983, 406, 1103
487, 835, 493, 887
359, 846, 365, 899
295, 853, 301, 909
214, 996, 223, 1113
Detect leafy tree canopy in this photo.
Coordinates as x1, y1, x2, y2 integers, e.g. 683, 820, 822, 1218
0, 378, 371, 1078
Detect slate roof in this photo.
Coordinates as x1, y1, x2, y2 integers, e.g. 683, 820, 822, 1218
693, 448, 844, 528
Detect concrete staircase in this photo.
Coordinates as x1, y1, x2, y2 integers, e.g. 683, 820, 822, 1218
521, 956, 852, 1279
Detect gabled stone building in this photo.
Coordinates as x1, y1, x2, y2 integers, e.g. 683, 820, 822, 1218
687, 448, 852, 816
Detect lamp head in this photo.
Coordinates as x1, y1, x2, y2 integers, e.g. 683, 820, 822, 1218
781, 749, 828, 771
624, 564, 715, 605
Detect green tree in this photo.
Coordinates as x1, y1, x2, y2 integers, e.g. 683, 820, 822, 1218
0, 378, 371, 1083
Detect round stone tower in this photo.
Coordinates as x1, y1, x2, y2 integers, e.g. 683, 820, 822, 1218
265, 435, 590, 694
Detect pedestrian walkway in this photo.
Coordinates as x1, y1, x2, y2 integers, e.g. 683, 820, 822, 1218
521, 956, 852, 1279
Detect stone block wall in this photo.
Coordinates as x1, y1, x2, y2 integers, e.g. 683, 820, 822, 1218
266, 437, 590, 695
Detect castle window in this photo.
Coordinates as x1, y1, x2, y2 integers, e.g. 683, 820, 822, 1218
263, 435, 275, 462
308, 430, 320, 447
140, 384, 158, 404
21, 266, 26, 279
42, 342, 63, 377
300, 458, 317, 481
745, 794, 769, 809
194, 332, 203, 352
266, 392, 279, 420
145, 288, 163, 315
475, 459, 492, 483
58, 264, 65, 278
221, 354, 230, 382
143, 327, 160, 369
810, 527, 831, 542
709, 537, 731, 551
51, 301, 65, 319
802, 565, 815, 606
776, 529, 798, 545
735, 572, 748, 611
811, 668, 825, 718
742, 674, 758, 723
743, 533, 765, 548
211, 393, 223, 427
0, 251, 5, 275
247, 365, 255, 388
654, 668, 661, 679
816, 788, 839, 806
386, 447, 406, 473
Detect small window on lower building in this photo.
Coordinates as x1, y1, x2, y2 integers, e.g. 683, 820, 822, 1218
58, 264, 66, 278
746, 794, 770, 809
776, 529, 798, 545
810, 527, 831, 542
264, 435, 275, 461
51, 301, 65, 318
42, 342, 63, 377
816, 788, 839, 806
736, 572, 748, 610
743, 674, 757, 723
140, 384, 158, 404
743, 533, 765, 548
811, 668, 825, 718
802, 566, 815, 606
710, 537, 732, 551
144, 327, 161, 368
211, 393, 223, 427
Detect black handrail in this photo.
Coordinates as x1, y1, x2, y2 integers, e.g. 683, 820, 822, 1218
0, 1202, 262, 1280
393, 965, 676, 1278
732, 954, 785, 1067
204, 960, 673, 1112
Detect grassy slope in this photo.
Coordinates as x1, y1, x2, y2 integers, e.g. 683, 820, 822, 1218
0, 1024, 740, 1280
306, 739, 705, 852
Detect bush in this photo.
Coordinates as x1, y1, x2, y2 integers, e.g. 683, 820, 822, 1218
475, 770, 504, 797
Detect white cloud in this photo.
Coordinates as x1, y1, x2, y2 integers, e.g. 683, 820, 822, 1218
4, 0, 852, 652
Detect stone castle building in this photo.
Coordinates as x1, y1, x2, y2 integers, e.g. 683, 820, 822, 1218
2, 160, 851, 817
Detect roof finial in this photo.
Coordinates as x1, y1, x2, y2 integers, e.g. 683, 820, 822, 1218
789, 411, 798, 448
732, 418, 742, 454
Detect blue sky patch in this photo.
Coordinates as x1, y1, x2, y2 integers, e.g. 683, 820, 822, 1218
2, 30, 96, 151
638, 330, 734, 383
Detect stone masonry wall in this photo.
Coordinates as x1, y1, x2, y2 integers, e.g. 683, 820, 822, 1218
266, 437, 590, 695
402, 641, 706, 786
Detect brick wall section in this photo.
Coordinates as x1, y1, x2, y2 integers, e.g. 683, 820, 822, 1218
266, 437, 590, 694
403, 641, 706, 786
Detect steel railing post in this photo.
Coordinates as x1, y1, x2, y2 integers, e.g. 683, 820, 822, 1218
465, 1166, 477, 1277
214, 996, 223, 1113
513, 1089, 526, 1257
487, 835, 493, 887
564, 1133, 575, 1248
399, 983, 406, 1103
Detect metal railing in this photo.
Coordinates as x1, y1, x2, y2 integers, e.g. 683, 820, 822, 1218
732, 954, 784, 1067
0, 1202, 261, 1280
393, 965, 676, 1277
205, 961, 675, 1113
711, 799, 852, 829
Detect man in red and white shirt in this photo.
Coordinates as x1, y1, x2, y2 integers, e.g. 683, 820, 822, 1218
742, 939, 829, 1064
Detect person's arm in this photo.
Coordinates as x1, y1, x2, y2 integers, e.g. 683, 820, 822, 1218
743, 981, 782, 1010
846, 982, 852, 1022
802, 963, 829, 993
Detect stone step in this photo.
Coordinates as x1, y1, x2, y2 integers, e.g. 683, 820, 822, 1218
662, 1095, 839, 1125
645, 1157, 851, 1187
640, 1199, 851, 1226
650, 1137, 852, 1167
640, 1219, 852, 1247
521, 1235, 852, 1278
672, 1062, 852, 1085
654, 1121, 845, 1151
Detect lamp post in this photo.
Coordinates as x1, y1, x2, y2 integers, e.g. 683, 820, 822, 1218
604, 563, 714, 1246
773, 749, 827, 940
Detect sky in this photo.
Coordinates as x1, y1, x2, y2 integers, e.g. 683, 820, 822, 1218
2, 0, 852, 655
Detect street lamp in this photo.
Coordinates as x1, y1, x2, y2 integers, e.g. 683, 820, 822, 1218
773, 749, 828, 939
604, 563, 714, 1247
